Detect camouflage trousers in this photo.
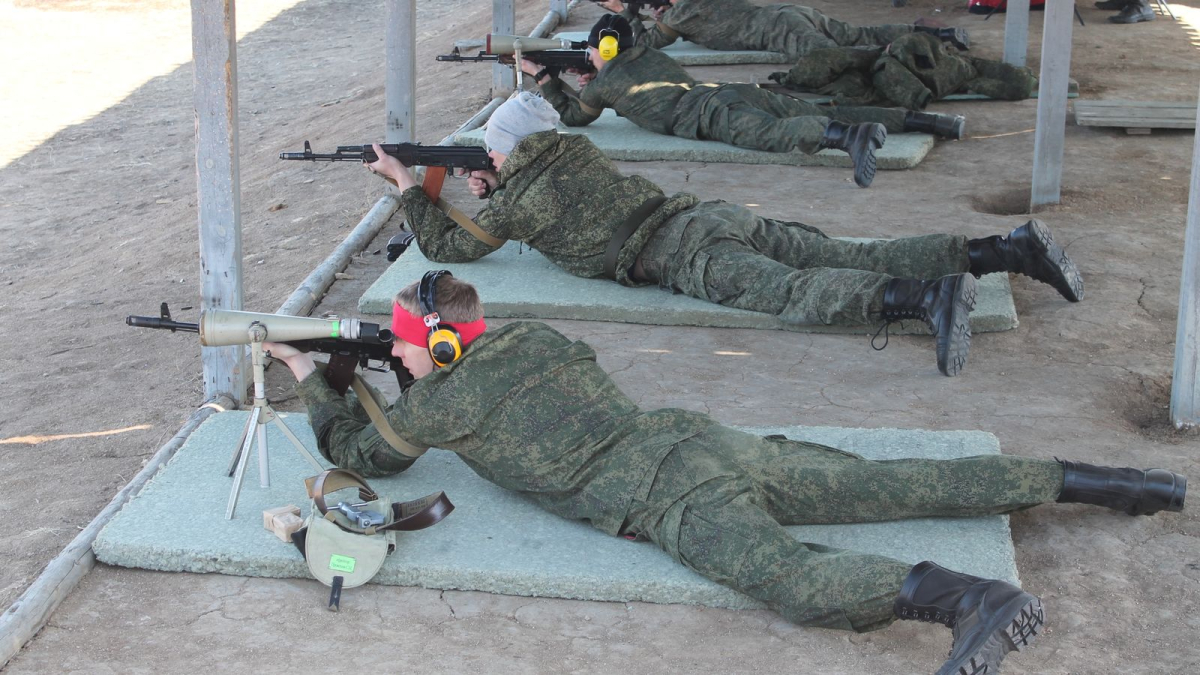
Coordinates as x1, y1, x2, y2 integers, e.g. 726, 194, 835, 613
760, 5, 916, 60
620, 426, 1065, 632
677, 84, 907, 155
637, 201, 969, 326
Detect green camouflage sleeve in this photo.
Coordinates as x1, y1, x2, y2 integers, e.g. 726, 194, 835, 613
624, 7, 679, 49
398, 186, 504, 262
294, 370, 420, 478
539, 77, 603, 127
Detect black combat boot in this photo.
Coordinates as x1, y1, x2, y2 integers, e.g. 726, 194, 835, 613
1110, 0, 1155, 22
914, 25, 971, 51
878, 274, 977, 377
1058, 460, 1187, 515
1095, 0, 1132, 9
968, 219, 1084, 302
903, 111, 966, 140
895, 561, 1044, 675
819, 121, 887, 188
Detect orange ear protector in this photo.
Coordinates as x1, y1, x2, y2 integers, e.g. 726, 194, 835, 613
597, 27, 621, 61
418, 270, 464, 367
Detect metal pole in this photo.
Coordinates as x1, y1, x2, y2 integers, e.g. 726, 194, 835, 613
1003, 0, 1031, 67
551, 0, 569, 21
493, 0, 516, 97
385, 0, 417, 143
191, 0, 246, 405
1169, 81, 1200, 429
1030, 0, 1075, 209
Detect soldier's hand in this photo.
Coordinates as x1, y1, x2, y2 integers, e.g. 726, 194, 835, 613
264, 342, 317, 382
468, 170, 499, 198
577, 71, 596, 87
519, 58, 542, 77
366, 143, 417, 191
652, 5, 668, 20
599, 0, 625, 12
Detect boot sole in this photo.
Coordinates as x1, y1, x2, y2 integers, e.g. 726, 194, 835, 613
936, 596, 1044, 675
938, 274, 977, 377
1015, 219, 1085, 302
853, 125, 887, 189
1109, 10, 1155, 22
1128, 470, 1187, 515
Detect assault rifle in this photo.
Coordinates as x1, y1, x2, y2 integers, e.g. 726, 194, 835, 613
280, 141, 493, 203
126, 303, 412, 395
437, 48, 594, 79
588, 0, 673, 12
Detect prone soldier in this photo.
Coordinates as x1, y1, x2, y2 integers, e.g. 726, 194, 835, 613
367, 92, 1082, 377
265, 272, 1186, 675
533, 14, 967, 188
601, 0, 970, 60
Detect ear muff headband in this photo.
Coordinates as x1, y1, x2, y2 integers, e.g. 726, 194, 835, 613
598, 28, 620, 61
418, 270, 465, 368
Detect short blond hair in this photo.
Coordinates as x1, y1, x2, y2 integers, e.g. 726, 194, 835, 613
394, 274, 484, 323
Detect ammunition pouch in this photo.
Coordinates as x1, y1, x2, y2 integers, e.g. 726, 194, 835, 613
293, 468, 453, 610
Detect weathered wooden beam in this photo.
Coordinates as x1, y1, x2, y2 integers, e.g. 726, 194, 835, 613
192, 0, 246, 404
493, 0, 516, 97
1030, 0, 1075, 209
1170, 82, 1200, 429
385, 0, 417, 143
1003, 0, 1031, 67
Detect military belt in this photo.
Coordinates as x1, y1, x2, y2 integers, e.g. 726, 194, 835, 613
603, 195, 668, 281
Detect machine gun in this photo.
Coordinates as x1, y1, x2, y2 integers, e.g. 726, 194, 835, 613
126, 303, 412, 395
587, 0, 674, 13
437, 35, 595, 81
280, 141, 493, 203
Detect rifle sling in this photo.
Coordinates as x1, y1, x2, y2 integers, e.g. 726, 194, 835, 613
350, 374, 430, 459
434, 197, 507, 248
604, 195, 667, 281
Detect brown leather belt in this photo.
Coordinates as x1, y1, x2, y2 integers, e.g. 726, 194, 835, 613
603, 195, 667, 281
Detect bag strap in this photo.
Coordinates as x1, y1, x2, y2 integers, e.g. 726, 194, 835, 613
350, 373, 429, 459
434, 197, 507, 248
305, 468, 377, 517
380, 491, 455, 533
604, 195, 667, 280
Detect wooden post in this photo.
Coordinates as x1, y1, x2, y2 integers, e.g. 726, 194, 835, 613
1003, 0, 1031, 67
551, 0, 570, 21
1030, 0, 1075, 209
385, 0, 417, 143
493, 0, 515, 97
1169, 82, 1200, 429
191, 0, 246, 405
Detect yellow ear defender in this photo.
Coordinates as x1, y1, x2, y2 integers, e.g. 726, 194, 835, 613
598, 28, 621, 61
418, 270, 464, 368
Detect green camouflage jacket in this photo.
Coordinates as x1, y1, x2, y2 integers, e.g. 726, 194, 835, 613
769, 34, 1035, 109
399, 130, 698, 285
295, 321, 714, 534
623, 0, 767, 52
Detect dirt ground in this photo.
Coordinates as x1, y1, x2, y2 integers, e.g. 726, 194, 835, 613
2, 0, 1198, 672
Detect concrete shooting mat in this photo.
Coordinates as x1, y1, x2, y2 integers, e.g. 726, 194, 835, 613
455, 111, 934, 169
554, 31, 790, 65
93, 411, 1021, 610
358, 241, 1018, 335
774, 78, 1080, 105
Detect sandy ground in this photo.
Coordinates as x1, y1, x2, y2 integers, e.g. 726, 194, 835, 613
1, 0, 1199, 672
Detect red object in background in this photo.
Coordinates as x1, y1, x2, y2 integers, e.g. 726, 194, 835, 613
968, 0, 1046, 13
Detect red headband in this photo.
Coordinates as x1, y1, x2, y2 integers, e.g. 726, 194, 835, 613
391, 303, 487, 349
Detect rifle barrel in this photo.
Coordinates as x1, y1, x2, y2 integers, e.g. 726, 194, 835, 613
126, 315, 200, 332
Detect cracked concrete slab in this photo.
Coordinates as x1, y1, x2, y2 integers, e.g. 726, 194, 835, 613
454, 111, 935, 168
94, 411, 1020, 611
554, 31, 790, 65
359, 241, 1017, 334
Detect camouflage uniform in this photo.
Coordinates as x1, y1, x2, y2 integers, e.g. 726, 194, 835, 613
539, 45, 907, 155
769, 33, 1036, 110
624, 0, 915, 61
402, 130, 970, 327
294, 321, 1066, 632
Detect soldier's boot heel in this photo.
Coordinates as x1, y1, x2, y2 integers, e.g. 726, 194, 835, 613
819, 121, 887, 188
876, 274, 977, 376
894, 561, 1045, 675
967, 219, 1084, 302
1110, 0, 1155, 22
903, 111, 966, 140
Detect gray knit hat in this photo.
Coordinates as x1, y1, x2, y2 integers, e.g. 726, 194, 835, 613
483, 92, 561, 156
